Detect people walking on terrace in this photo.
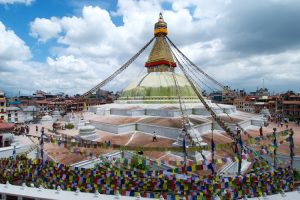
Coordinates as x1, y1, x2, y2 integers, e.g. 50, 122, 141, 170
152, 131, 157, 142
36, 125, 38, 134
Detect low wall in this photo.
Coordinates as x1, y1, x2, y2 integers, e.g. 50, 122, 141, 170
239, 120, 252, 129
192, 107, 223, 115
192, 108, 211, 116
251, 119, 264, 127
145, 109, 176, 117
110, 109, 145, 116
193, 122, 212, 135
223, 107, 236, 114
0, 184, 153, 200
136, 123, 181, 140
212, 122, 223, 131
88, 107, 97, 113
96, 108, 110, 116
0, 145, 31, 158
91, 121, 136, 134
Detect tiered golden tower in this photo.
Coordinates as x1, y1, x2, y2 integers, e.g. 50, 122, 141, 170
145, 13, 176, 73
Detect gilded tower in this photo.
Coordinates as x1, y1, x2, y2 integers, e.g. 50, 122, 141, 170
145, 13, 176, 73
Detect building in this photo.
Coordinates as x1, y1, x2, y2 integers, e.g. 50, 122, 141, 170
86, 13, 263, 172
210, 89, 245, 105
249, 88, 270, 97
6, 106, 23, 123
0, 122, 14, 147
279, 91, 300, 120
233, 97, 255, 113
22, 106, 38, 122
0, 91, 7, 122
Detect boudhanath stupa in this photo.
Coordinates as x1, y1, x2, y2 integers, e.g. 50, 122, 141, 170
82, 13, 265, 172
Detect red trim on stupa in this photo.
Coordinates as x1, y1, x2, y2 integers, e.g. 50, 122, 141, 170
145, 60, 176, 68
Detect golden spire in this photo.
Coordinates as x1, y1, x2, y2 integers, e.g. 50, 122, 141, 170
145, 13, 176, 72
154, 12, 168, 36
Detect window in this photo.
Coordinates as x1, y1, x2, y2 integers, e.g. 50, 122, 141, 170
8, 114, 11, 117
15, 113, 18, 116
0, 102, 4, 106
0, 109, 3, 113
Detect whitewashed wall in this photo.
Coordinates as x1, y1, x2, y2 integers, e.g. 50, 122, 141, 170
136, 123, 181, 139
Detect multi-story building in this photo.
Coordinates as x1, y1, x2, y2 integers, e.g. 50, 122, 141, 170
210, 89, 246, 105
35, 100, 50, 113
279, 91, 300, 120
0, 91, 7, 122
253, 96, 269, 113
233, 97, 255, 113
4, 89, 115, 120
6, 107, 23, 123
22, 106, 38, 122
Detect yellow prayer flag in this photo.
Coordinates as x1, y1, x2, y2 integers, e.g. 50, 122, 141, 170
235, 156, 239, 162
192, 165, 196, 172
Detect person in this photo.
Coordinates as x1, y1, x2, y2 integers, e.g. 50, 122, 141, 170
285, 121, 289, 129
20, 126, 25, 135
236, 127, 241, 136
152, 131, 157, 142
259, 126, 263, 137
280, 121, 283, 128
107, 140, 111, 147
36, 125, 38, 134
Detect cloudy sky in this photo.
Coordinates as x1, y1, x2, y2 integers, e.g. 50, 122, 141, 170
0, 0, 300, 96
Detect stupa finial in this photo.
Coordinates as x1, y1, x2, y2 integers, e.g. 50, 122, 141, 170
159, 12, 164, 21
154, 12, 168, 36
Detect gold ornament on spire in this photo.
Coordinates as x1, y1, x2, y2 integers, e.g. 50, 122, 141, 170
154, 12, 168, 36
145, 13, 176, 72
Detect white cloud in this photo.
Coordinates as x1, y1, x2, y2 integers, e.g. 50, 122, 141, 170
0, 21, 31, 64
2, 0, 299, 95
0, 0, 34, 5
30, 17, 62, 42
47, 55, 89, 73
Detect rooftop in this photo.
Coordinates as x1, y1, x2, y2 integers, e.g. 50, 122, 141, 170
0, 123, 14, 132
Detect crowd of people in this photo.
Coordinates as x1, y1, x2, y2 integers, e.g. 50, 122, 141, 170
269, 113, 300, 128
12, 124, 30, 136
